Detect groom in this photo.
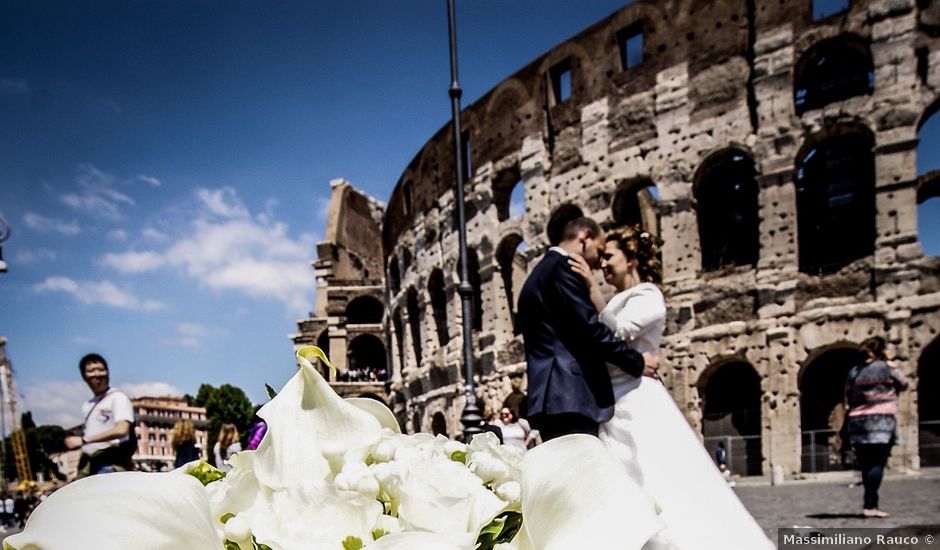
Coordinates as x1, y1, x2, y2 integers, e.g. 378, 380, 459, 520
518, 216, 658, 441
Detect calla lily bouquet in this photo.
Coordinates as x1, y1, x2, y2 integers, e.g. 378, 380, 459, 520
5, 346, 664, 550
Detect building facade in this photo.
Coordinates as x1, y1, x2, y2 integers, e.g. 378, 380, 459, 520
296, 0, 940, 476
132, 396, 208, 472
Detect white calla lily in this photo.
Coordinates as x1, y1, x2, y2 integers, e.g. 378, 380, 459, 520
4, 471, 221, 550
518, 434, 663, 550
252, 346, 384, 490
367, 531, 465, 550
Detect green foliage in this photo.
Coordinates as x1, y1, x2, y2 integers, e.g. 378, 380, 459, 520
449, 450, 467, 464
264, 383, 277, 400
475, 511, 523, 550
220, 512, 235, 524
1, 418, 67, 482
193, 383, 255, 461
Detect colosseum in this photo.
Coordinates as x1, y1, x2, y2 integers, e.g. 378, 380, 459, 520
292, 0, 940, 477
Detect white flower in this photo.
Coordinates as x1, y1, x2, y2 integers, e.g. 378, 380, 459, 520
7, 345, 665, 550
4, 471, 220, 550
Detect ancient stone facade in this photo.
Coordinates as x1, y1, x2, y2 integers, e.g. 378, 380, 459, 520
292, 180, 390, 401
301, 0, 940, 476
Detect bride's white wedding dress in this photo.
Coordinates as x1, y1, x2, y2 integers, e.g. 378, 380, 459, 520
598, 283, 773, 550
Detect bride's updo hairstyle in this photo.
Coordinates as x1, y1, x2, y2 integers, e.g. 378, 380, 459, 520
606, 225, 663, 285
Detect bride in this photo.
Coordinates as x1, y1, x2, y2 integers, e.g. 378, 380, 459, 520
568, 225, 773, 550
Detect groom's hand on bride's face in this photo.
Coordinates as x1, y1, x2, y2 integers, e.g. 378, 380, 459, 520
641, 352, 661, 380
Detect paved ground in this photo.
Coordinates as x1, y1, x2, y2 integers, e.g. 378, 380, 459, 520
734, 468, 940, 547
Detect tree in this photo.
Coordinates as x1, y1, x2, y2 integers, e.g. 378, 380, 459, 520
192, 383, 254, 464
1, 414, 66, 483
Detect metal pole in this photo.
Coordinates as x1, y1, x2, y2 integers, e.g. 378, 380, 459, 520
446, 0, 482, 442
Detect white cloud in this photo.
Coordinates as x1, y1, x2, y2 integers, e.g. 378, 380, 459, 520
118, 382, 183, 399
196, 187, 249, 219
142, 227, 168, 242
108, 229, 128, 241
14, 248, 58, 264
138, 175, 161, 187
61, 164, 135, 221
101, 250, 164, 273
169, 322, 225, 349
33, 276, 165, 311
23, 379, 185, 428
22, 380, 89, 428
23, 212, 81, 235
102, 187, 316, 313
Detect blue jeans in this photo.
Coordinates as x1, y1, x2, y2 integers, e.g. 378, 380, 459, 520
854, 443, 892, 510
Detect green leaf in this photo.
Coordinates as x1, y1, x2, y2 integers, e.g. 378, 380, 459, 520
341, 535, 364, 550
220, 513, 235, 524
449, 450, 467, 464
475, 511, 523, 550
224, 540, 241, 550
265, 383, 278, 399
372, 528, 389, 541
186, 461, 226, 485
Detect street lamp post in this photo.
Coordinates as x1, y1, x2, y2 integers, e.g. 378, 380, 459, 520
446, 0, 482, 442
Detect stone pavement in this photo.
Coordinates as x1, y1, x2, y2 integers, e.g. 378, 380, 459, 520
734, 468, 940, 547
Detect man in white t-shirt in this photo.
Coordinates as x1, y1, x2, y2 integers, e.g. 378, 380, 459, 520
64, 353, 136, 477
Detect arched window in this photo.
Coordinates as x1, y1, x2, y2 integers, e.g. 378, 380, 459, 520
917, 103, 940, 256
794, 35, 873, 115
698, 361, 763, 476
694, 150, 759, 271
340, 334, 388, 382
428, 269, 448, 346
388, 256, 401, 295
493, 166, 524, 222
431, 412, 448, 438
457, 249, 484, 333
799, 345, 866, 472
612, 179, 659, 234
496, 234, 527, 334
406, 288, 422, 367
392, 306, 404, 374
796, 130, 875, 275
345, 295, 384, 324
919, 337, 940, 467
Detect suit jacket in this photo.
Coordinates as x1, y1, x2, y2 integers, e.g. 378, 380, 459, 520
518, 249, 645, 423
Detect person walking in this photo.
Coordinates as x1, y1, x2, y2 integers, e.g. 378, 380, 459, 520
171, 419, 200, 468
212, 423, 242, 473
844, 336, 908, 518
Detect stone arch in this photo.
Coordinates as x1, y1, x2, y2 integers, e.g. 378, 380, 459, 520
428, 268, 448, 347
917, 101, 940, 257
342, 334, 387, 382
345, 295, 384, 325
697, 358, 763, 475
693, 148, 759, 271
918, 336, 940, 467
794, 34, 873, 115
537, 41, 593, 106
431, 411, 448, 438
496, 233, 527, 335
406, 287, 422, 368
611, 178, 659, 235
492, 164, 524, 222
798, 343, 866, 472
546, 203, 584, 246
795, 125, 876, 275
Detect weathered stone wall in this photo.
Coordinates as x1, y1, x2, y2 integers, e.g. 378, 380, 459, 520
311, 0, 940, 476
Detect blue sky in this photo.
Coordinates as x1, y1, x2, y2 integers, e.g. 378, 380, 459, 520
0, 1, 937, 428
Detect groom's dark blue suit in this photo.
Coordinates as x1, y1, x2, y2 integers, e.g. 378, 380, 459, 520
518, 249, 645, 437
